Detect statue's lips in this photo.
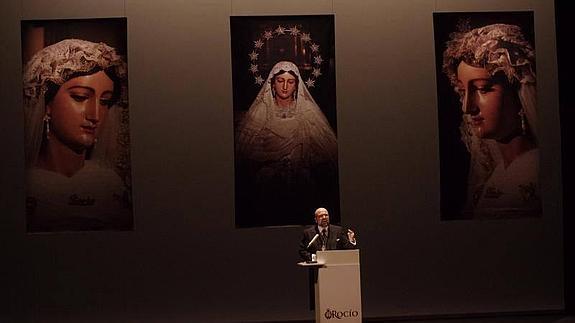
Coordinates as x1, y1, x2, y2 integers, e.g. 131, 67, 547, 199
81, 125, 97, 134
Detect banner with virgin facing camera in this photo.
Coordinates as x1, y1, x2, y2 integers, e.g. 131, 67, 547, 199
22, 18, 133, 232
231, 15, 340, 228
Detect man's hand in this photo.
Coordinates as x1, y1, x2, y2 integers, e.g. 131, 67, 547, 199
347, 229, 356, 244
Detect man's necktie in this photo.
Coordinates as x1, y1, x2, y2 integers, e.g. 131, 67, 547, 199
321, 229, 327, 251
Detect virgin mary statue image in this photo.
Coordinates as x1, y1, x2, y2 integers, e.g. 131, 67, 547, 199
23, 38, 132, 232
235, 61, 339, 227
441, 23, 540, 219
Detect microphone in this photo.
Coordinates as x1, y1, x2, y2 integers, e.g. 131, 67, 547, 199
307, 234, 320, 249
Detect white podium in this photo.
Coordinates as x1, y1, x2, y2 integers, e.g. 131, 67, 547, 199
299, 250, 362, 322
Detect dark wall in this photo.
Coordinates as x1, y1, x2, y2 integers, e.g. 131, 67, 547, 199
556, 0, 574, 315
0, 1, 563, 322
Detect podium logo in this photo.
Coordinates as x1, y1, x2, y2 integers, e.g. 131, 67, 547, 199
324, 308, 360, 319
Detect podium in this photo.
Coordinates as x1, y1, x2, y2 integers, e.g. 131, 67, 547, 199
299, 250, 362, 322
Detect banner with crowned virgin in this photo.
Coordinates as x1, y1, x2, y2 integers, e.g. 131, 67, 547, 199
231, 15, 340, 227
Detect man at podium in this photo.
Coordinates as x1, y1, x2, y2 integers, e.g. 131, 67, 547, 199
299, 207, 358, 262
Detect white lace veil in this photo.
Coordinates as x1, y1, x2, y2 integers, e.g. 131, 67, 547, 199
442, 23, 537, 206
235, 61, 338, 165
23, 39, 128, 169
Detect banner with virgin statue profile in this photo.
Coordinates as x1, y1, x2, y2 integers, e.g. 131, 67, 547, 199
433, 11, 541, 220
21, 18, 133, 232
230, 15, 340, 227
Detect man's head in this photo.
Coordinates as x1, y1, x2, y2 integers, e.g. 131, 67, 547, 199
314, 207, 330, 227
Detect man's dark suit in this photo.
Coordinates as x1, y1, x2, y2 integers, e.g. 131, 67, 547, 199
299, 224, 358, 310
299, 224, 357, 261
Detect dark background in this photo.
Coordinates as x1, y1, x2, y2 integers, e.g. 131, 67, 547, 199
21, 18, 127, 58
555, 0, 574, 315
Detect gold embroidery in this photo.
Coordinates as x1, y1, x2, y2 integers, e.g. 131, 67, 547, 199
483, 186, 503, 199
68, 194, 95, 206
519, 182, 539, 202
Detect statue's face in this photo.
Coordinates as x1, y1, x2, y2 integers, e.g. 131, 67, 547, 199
46, 71, 114, 152
456, 61, 521, 141
273, 72, 297, 101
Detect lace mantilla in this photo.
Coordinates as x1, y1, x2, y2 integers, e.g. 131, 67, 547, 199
442, 24, 536, 87
23, 39, 127, 106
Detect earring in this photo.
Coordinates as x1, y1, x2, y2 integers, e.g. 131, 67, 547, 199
43, 114, 51, 140
518, 109, 526, 136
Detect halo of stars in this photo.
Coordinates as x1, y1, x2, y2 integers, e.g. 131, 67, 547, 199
248, 25, 324, 88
